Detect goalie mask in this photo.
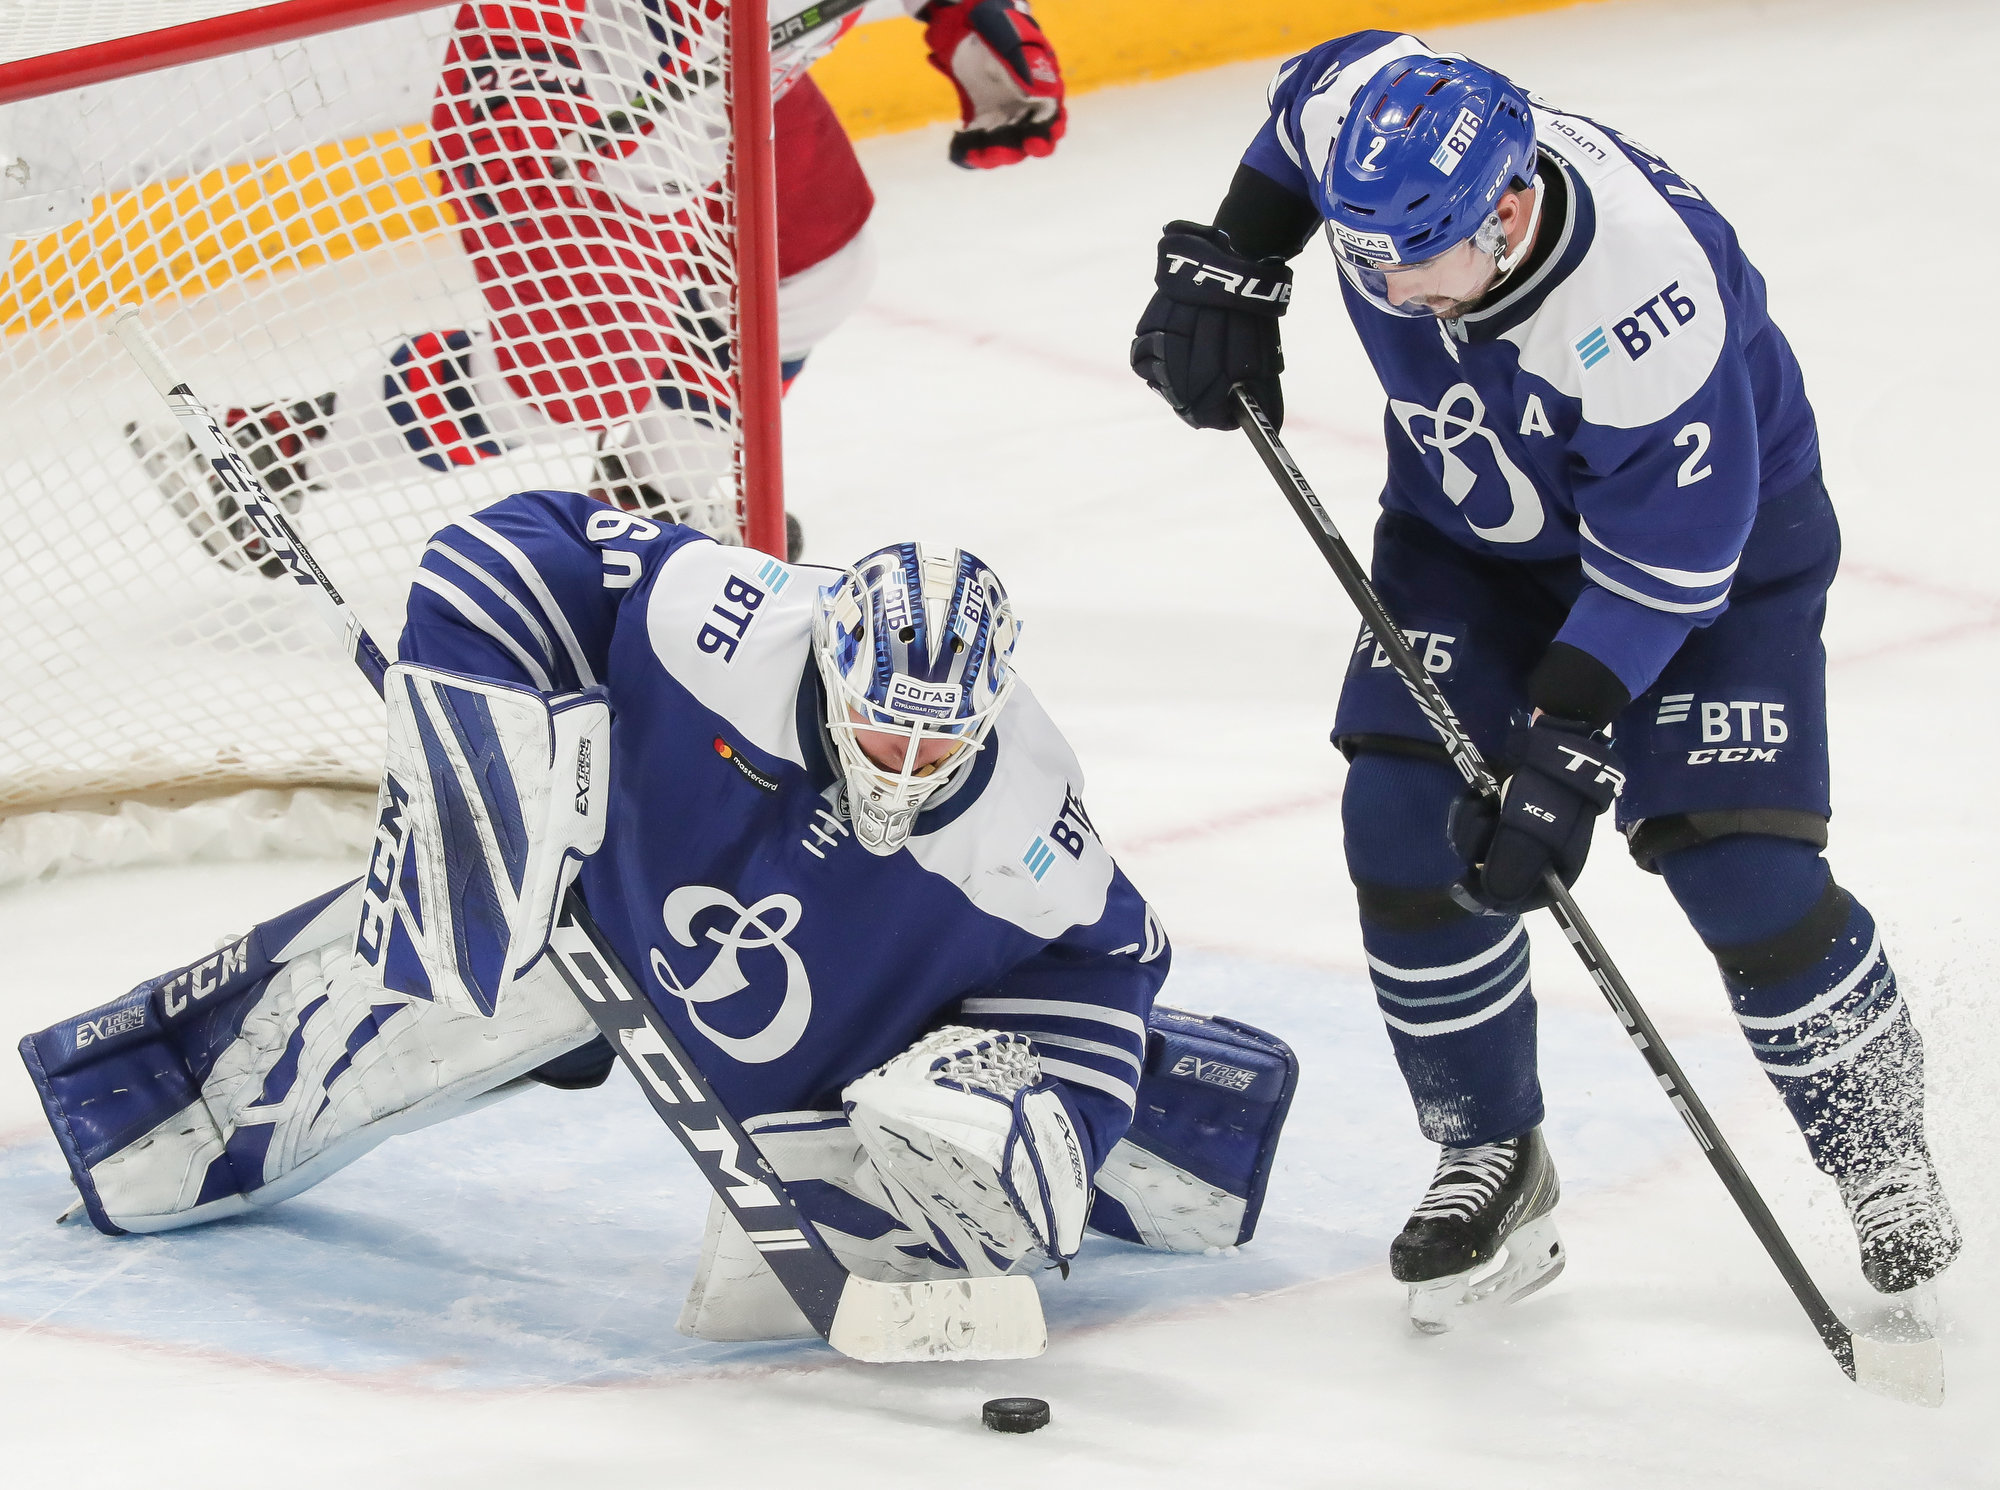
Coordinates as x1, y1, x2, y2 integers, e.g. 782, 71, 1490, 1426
812, 542, 1020, 856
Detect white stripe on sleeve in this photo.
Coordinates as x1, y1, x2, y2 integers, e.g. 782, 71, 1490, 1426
1580, 560, 1731, 616
1577, 519, 1740, 588
1019, 1030, 1143, 1074
455, 514, 598, 686
958, 997, 1147, 1042
411, 571, 555, 691
1033, 1057, 1138, 1112
426, 540, 557, 669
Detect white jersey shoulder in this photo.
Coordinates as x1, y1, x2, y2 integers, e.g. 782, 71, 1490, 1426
644, 543, 827, 767
1504, 109, 1726, 432
905, 683, 1115, 941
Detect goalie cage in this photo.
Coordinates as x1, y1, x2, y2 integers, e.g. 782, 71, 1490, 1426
0, 0, 788, 882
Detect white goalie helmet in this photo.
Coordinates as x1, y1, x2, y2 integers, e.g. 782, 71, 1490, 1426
811, 542, 1021, 855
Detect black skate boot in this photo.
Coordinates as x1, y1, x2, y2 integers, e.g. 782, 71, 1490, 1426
127, 395, 332, 579
1392, 1126, 1564, 1333
1840, 1152, 1961, 1294
590, 451, 804, 560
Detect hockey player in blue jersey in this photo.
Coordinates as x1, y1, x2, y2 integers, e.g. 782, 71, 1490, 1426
20, 508, 1296, 1343
1131, 34, 1957, 1328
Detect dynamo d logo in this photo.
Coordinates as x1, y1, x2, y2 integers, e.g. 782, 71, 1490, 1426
1388, 382, 1545, 544
650, 885, 812, 1064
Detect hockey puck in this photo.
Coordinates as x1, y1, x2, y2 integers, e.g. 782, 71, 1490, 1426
981, 1397, 1050, 1434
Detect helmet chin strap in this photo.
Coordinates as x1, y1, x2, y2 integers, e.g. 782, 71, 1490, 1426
1489, 176, 1544, 282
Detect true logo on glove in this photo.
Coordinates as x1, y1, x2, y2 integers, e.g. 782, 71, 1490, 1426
1160, 254, 1291, 305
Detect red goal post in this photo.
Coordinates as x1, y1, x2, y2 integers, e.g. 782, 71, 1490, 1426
0, 1, 784, 868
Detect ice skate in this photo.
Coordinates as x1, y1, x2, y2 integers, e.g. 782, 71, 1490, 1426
1393, 1126, 1564, 1334
126, 395, 330, 577
1840, 1152, 1960, 1295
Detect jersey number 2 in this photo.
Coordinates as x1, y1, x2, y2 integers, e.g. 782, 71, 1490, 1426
1674, 422, 1712, 486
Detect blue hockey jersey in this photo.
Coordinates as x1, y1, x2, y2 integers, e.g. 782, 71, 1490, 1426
398, 493, 1170, 1173
1243, 32, 1823, 697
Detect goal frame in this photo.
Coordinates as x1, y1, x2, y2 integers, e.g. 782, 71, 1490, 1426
0, 0, 787, 557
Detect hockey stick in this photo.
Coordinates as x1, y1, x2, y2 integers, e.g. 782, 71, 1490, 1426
1232, 386, 1942, 1405
110, 306, 1045, 1364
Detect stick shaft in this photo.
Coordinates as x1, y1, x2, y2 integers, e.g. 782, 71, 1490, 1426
1233, 387, 1856, 1376
113, 307, 391, 693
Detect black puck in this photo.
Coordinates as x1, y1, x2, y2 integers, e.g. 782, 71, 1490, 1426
982, 1396, 1050, 1434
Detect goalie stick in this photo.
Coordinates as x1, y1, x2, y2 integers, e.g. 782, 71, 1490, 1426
110, 305, 1046, 1364
1231, 386, 1943, 1407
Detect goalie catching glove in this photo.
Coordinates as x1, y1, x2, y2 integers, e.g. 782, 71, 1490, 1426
921, 0, 1066, 169
845, 1027, 1089, 1271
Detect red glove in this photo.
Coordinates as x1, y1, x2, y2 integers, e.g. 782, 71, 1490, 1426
920, 0, 1066, 169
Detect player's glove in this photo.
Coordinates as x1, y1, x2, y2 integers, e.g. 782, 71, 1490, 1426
1448, 717, 1626, 915
1130, 221, 1291, 432
920, 0, 1065, 169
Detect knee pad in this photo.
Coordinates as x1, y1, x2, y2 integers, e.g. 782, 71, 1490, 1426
1342, 747, 1467, 925
1656, 832, 1837, 960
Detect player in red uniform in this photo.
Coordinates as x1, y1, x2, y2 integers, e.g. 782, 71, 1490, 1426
131, 0, 1067, 568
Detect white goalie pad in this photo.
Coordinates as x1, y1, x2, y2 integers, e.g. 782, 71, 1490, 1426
49, 881, 597, 1234
356, 663, 611, 1014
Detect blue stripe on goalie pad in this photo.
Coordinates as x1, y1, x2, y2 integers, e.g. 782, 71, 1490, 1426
1086, 1006, 1299, 1249
404, 672, 510, 1013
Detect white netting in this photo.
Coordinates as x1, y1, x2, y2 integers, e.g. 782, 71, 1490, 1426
0, 0, 749, 819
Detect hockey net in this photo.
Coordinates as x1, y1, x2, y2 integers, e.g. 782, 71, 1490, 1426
0, 0, 785, 880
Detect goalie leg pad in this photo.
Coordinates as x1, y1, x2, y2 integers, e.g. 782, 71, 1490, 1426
1088, 1007, 1299, 1252
357, 663, 610, 1015
18, 880, 595, 1235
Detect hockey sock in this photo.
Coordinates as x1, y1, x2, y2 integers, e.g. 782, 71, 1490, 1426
1659, 835, 1929, 1177
1344, 752, 1543, 1146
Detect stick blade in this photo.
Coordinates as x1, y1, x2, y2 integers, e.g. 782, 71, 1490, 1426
827, 1274, 1046, 1362
1850, 1330, 1944, 1407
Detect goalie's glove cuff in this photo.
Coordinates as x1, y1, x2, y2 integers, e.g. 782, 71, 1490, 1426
922, 0, 1066, 169
1448, 718, 1625, 915
1132, 221, 1291, 432
1002, 1080, 1090, 1262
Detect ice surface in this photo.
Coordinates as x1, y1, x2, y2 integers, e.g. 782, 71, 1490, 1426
3, 0, 1997, 1482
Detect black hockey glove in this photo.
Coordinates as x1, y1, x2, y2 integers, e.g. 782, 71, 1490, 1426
1130, 221, 1291, 432
1448, 718, 1626, 915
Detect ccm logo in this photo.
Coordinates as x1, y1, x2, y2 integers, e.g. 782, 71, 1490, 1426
160, 937, 252, 1019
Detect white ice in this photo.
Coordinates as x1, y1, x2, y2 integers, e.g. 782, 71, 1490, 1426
2, 0, 1996, 1482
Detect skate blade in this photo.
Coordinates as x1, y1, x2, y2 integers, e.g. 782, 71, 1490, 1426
1408, 1214, 1565, 1335
1849, 1281, 1944, 1407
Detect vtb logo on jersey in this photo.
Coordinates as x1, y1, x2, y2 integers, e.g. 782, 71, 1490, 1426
1390, 382, 1545, 544
650, 886, 813, 1064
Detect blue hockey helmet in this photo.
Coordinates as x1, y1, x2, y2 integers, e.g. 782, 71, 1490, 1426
1322, 55, 1538, 316
812, 542, 1020, 855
